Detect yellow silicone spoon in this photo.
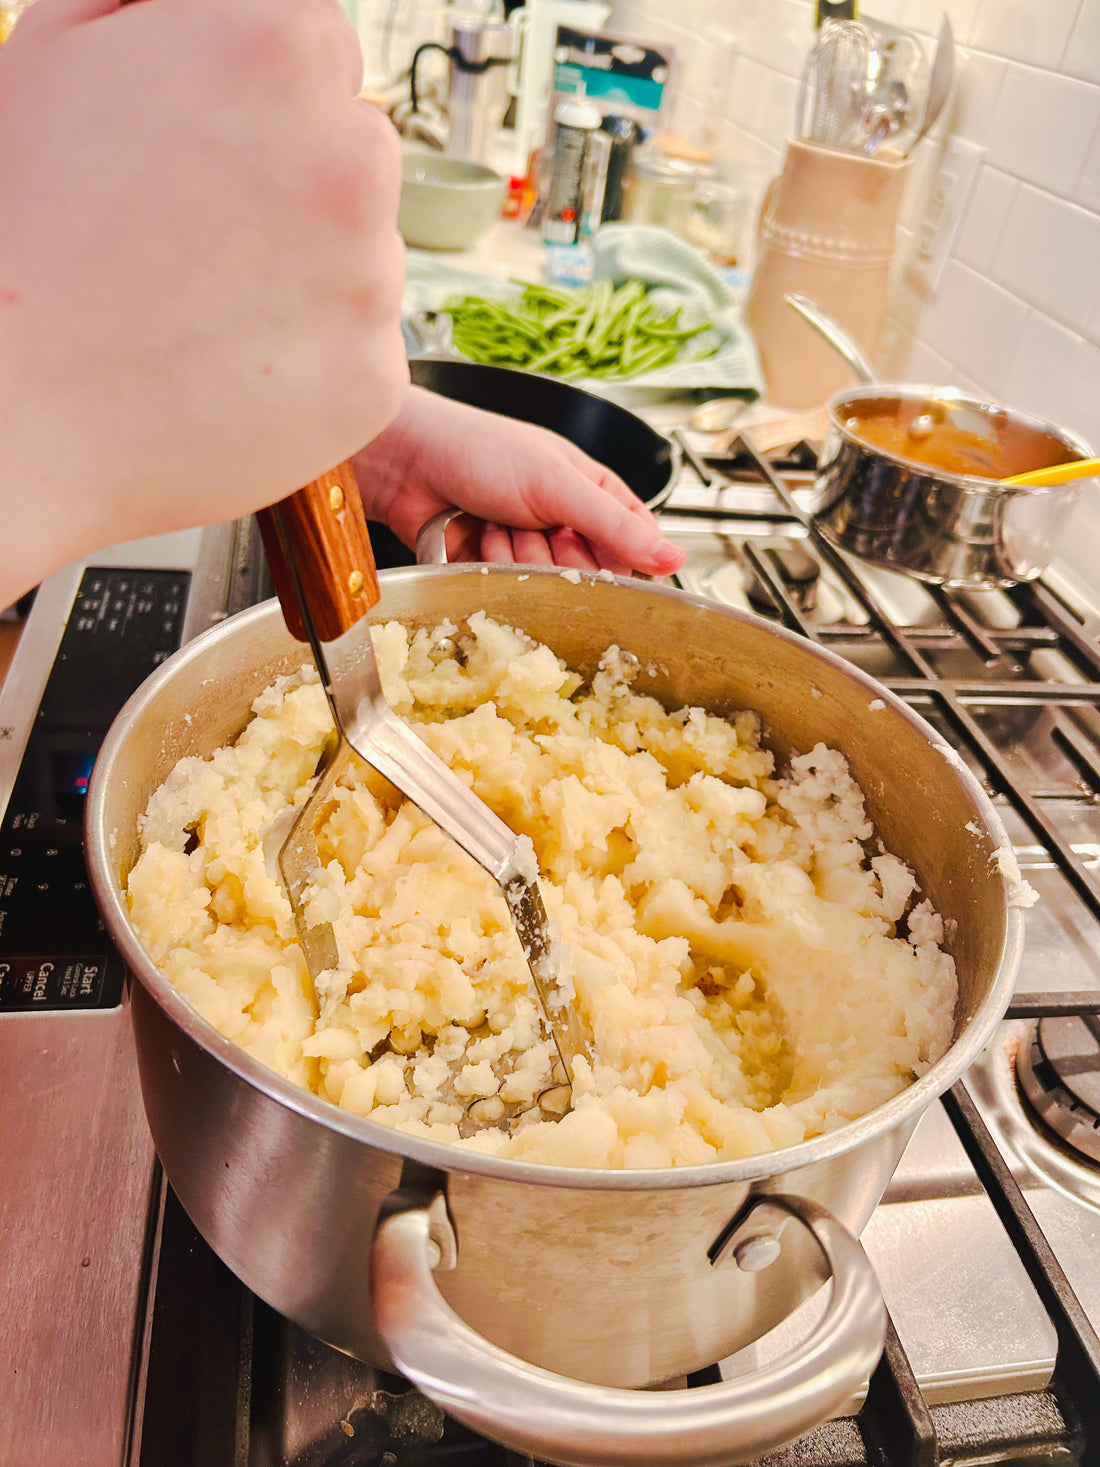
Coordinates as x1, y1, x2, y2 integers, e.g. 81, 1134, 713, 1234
1003, 457, 1100, 487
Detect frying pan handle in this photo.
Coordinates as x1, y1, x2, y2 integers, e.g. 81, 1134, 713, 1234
371, 1193, 886, 1467
256, 461, 380, 643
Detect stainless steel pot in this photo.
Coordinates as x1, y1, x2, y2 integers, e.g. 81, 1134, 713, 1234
783, 294, 1096, 589
812, 384, 1095, 588
85, 567, 1023, 1466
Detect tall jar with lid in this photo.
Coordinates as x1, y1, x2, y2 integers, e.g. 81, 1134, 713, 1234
622, 145, 710, 237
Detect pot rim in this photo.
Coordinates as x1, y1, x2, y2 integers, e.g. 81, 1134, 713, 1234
825, 382, 1096, 491
87, 566, 1026, 1194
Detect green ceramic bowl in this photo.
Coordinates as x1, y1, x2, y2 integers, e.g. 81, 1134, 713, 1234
398, 150, 507, 252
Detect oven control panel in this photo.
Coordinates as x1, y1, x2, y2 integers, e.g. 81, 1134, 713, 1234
0, 567, 190, 1011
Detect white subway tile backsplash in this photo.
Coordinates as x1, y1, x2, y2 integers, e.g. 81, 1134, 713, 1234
947, 48, 1007, 143
863, 0, 906, 24
723, 55, 800, 145
719, 124, 783, 190
986, 65, 1100, 195
971, 0, 1082, 69
1079, 118, 1100, 212
917, 261, 1029, 393
905, 336, 981, 393
1064, 0, 1100, 86
761, 68, 801, 143
955, 166, 1018, 271
990, 185, 1100, 331
722, 54, 769, 134
900, 0, 981, 47
669, 91, 706, 139
734, 0, 812, 79
1002, 313, 1100, 448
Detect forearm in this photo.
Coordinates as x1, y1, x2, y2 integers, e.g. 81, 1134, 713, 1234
351, 384, 434, 527
0, 491, 88, 611
0, 374, 113, 607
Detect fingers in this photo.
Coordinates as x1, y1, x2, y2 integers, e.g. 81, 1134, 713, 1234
445, 514, 676, 577
510, 529, 558, 566
504, 433, 681, 576
524, 468, 684, 578
555, 440, 666, 531
480, 525, 557, 566
587, 540, 632, 578
474, 524, 625, 574
460, 475, 683, 576
479, 524, 517, 563
547, 528, 601, 571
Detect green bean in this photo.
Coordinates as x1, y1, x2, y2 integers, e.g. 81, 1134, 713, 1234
637, 320, 711, 342
523, 339, 584, 374
439, 279, 714, 379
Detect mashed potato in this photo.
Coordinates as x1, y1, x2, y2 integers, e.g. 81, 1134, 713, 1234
127, 613, 957, 1167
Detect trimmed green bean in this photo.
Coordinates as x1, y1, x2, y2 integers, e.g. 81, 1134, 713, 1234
439, 280, 715, 379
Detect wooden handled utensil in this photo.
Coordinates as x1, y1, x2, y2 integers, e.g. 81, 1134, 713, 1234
117, 0, 587, 1122
256, 465, 591, 1133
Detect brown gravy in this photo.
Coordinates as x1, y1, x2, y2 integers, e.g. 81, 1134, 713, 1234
843, 398, 1081, 482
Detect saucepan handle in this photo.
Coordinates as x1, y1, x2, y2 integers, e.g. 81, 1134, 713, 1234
371, 1192, 886, 1467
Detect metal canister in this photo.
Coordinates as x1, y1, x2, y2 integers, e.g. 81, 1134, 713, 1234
446, 18, 514, 168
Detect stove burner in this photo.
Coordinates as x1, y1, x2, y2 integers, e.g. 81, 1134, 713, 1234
746, 544, 821, 616
1017, 1016, 1100, 1164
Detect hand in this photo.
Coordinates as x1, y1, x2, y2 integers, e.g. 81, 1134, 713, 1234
354, 387, 686, 577
0, 0, 409, 605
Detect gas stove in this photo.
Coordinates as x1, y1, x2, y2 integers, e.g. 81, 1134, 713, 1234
2, 444, 1100, 1467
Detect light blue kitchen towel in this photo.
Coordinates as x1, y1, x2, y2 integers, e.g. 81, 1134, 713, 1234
402, 223, 763, 399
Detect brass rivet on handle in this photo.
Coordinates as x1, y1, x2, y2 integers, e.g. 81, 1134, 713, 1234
329, 485, 345, 514
348, 570, 365, 597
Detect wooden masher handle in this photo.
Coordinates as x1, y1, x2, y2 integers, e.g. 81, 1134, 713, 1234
256, 460, 381, 644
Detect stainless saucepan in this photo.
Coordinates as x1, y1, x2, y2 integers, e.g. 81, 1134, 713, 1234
787, 292, 1097, 589
814, 384, 1094, 588
85, 567, 1023, 1466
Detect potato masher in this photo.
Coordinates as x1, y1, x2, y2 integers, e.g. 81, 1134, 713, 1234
256, 464, 591, 1132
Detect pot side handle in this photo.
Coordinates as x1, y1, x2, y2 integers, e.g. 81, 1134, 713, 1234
415, 508, 463, 565
371, 1192, 886, 1467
